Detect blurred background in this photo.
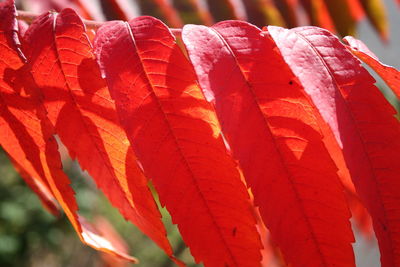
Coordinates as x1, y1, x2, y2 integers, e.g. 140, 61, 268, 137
0, 0, 398, 266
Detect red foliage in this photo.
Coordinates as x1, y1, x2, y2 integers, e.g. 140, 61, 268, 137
0, 0, 399, 266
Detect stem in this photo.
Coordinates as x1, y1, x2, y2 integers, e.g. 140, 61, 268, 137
16, 10, 37, 25
16, 10, 182, 36
17, 10, 105, 29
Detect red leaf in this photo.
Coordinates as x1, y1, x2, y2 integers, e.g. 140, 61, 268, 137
253, 206, 286, 267
0, 2, 57, 213
22, 8, 176, 262
0, 0, 59, 216
268, 25, 400, 267
95, 16, 263, 267
346, 189, 374, 238
0, 1, 138, 262
343, 36, 400, 99
182, 21, 355, 267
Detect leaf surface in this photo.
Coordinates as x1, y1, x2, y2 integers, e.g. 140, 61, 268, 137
0, 1, 135, 261
343, 36, 400, 99
183, 21, 355, 267
95, 16, 262, 267
22, 8, 176, 262
268, 25, 400, 267
0, 0, 60, 216
0, 1, 56, 211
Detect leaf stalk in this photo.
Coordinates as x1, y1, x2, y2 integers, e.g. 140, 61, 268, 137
16, 10, 182, 36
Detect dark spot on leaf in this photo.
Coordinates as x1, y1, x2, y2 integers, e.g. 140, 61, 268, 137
232, 227, 237, 236
289, 80, 293, 85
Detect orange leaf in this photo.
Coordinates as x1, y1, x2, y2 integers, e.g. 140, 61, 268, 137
95, 16, 263, 267
0, 0, 59, 216
0, 1, 135, 262
22, 8, 176, 263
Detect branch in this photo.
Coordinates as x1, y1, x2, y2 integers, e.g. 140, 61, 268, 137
16, 10, 182, 36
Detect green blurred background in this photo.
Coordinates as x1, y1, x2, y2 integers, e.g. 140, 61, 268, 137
0, 149, 200, 267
